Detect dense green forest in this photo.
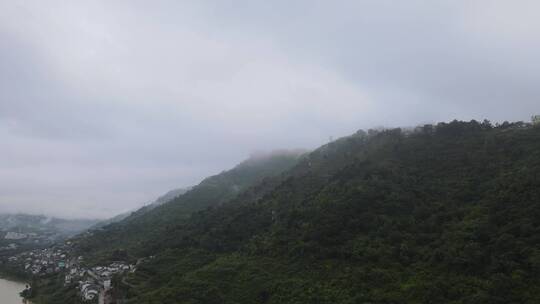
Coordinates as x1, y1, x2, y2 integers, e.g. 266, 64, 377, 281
53, 121, 540, 303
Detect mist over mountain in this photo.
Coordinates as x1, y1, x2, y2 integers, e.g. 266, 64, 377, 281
2, 1, 540, 219
152, 187, 193, 207
0, 213, 99, 238
76, 150, 306, 259
1, 1, 540, 303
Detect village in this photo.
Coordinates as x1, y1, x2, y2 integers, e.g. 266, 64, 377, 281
1, 230, 59, 246
3, 242, 135, 303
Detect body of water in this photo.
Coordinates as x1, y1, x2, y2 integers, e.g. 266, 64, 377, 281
0, 278, 26, 304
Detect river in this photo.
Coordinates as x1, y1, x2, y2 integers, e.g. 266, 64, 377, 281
0, 278, 26, 304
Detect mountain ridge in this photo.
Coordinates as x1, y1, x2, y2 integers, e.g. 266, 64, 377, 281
73, 149, 307, 261
24, 120, 540, 303
111, 120, 540, 303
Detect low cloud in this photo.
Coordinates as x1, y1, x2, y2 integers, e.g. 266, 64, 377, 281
0, 1, 538, 218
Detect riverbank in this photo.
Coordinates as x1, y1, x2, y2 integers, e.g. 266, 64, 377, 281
0, 277, 28, 304
0, 268, 34, 303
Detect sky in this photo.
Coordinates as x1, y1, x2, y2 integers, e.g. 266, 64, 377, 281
1, 0, 539, 219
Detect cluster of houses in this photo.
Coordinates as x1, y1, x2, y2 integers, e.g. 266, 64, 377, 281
1, 230, 58, 245
0, 243, 18, 251
4, 231, 29, 240
8, 247, 69, 275
6, 244, 135, 302
75, 262, 134, 301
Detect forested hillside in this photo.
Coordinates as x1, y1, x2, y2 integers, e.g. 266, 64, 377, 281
49, 120, 540, 303
107, 120, 540, 304
89, 187, 192, 230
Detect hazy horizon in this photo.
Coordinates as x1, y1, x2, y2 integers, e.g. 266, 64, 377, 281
1, 1, 539, 218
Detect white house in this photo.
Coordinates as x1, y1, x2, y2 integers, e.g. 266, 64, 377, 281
81, 283, 99, 301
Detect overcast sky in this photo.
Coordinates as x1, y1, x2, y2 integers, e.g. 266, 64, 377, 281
1, 1, 539, 219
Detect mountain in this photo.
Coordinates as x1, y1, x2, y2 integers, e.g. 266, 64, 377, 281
34, 120, 540, 303
102, 120, 540, 303
0, 213, 99, 241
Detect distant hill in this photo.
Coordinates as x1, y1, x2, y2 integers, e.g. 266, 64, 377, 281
0, 213, 99, 239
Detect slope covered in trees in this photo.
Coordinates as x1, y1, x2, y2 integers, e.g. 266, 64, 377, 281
106, 120, 540, 303
34, 120, 538, 303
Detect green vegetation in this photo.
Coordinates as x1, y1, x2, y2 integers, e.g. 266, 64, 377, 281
53, 121, 540, 302
28, 274, 84, 304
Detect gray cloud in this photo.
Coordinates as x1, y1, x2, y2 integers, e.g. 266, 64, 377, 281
0, 0, 538, 218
